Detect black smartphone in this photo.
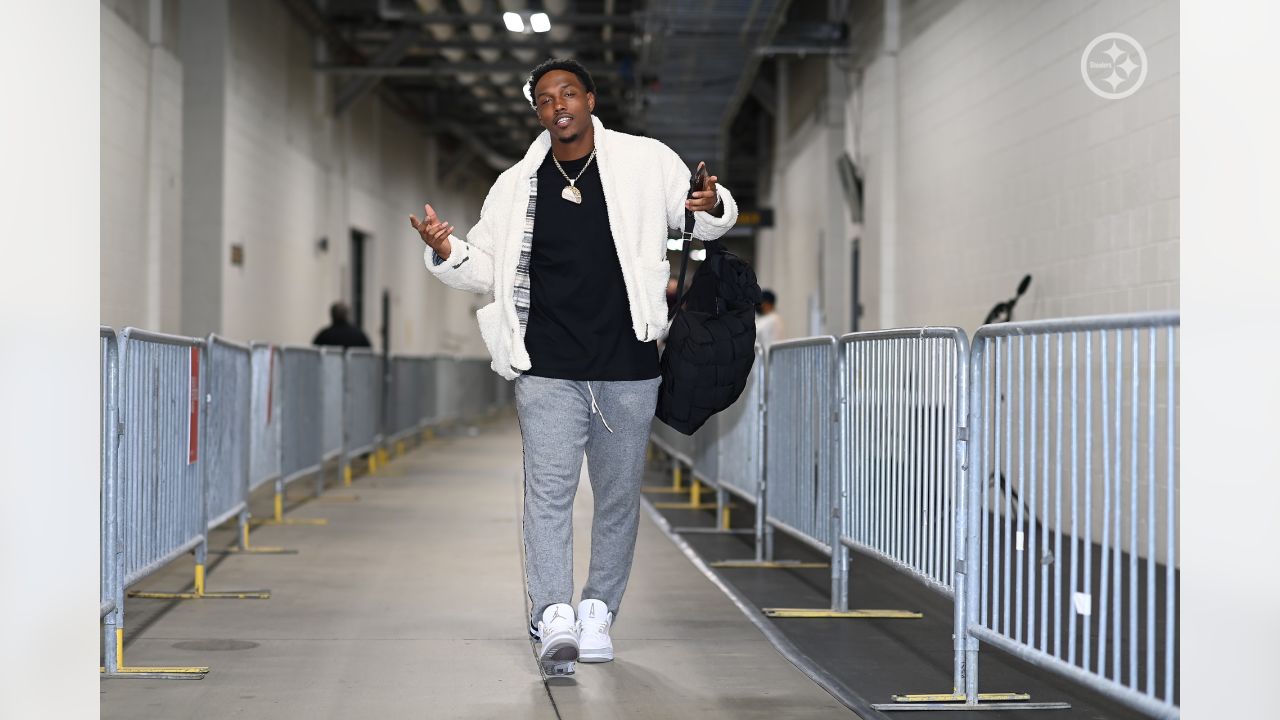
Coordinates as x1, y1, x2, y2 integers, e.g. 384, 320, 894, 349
690, 164, 708, 195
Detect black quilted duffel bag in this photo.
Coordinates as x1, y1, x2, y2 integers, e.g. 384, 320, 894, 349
654, 178, 761, 435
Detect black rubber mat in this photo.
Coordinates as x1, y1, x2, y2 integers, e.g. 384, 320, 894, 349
642, 466, 1156, 720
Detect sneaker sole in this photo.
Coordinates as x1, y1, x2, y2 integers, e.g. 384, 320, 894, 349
578, 647, 613, 663
539, 634, 579, 674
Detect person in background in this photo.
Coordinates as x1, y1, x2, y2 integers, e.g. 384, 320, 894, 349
755, 289, 782, 348
312, 301, 372, 349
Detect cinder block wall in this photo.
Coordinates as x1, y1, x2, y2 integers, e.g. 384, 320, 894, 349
100, 0, 493, 356
863, 0, 1179, 332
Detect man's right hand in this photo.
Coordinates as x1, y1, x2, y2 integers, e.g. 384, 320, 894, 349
409, 203, 454, 261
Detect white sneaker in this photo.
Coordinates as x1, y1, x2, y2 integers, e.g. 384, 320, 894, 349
576, 599, 614, 663
535, 603, 578, 675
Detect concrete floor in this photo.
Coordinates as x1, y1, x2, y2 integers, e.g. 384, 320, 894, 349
101, 416, 853, 719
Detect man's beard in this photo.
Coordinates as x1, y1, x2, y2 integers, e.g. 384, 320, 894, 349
553, 128, 581, 144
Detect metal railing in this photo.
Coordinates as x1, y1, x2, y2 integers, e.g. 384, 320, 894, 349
836, 328, 969, 663
249, 343, 282, 493
668, 313, 1179, 717
280, 346, 323, 488
955, 312, 1180, 717
344, 348, 383, 458
387, 355, 424, 443
99, 323, 506, 677
116, 328, 207, 592
205, 335, 252, 532
764, 337, 838, 563
100, 328, 119, 628
320, 347, 345, 465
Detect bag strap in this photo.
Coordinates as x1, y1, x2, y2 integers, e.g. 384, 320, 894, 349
668, 203, 696, 321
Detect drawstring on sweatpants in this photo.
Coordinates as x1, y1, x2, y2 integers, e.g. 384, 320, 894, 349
587, 382, 615, 434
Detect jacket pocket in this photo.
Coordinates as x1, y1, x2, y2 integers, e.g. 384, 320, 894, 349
639, 258, 672, 342
474, 301, 509, 371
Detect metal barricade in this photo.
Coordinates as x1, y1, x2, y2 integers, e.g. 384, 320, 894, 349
764, 337, 838, 566
249, 344, 282, 493
717, 344, 766, 505
116, 328, 206, 593
344, 349, 383, 458
452, 358, 492, 422
204, 336, 252, 532
650, 417, 695, 467
833, 329, 968, 666
421, 356, 444, 427
433, 356, 460, 426
386, 355, 420, 444
320, 347, 344, 465
691, 416, 721, 490
713, 343, 768, 555
953, 312, 1180, 717
100, 327, 119, 631
281, 346, 323, 486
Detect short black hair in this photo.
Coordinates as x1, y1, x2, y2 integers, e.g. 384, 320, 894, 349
526, 58, 595, 109
760, 290, 776, 306
330, 301, 350, 324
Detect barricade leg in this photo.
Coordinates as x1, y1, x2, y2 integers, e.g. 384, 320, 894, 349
314, 457, 360, 503
641, 449, 690, 495
210, 509, 296, 555
250, 478, 329, 526
129, 540, 271, 600
101, 625, 209, 679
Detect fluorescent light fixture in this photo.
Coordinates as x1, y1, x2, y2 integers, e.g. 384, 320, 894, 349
530, 12, 551, 32
502, 12, 524, 32
691, 249, 707, 261
666, 239, 682, 251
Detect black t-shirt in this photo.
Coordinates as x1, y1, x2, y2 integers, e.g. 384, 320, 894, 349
523, 149, 659, 381
313, 321, 371, 349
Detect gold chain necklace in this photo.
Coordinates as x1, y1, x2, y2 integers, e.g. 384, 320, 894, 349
550, 147, 597, 205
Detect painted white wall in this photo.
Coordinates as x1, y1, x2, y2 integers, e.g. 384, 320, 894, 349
762, 0, 1178, 339
758, 0, 1179, 561
101, 0, 492, 357
100, 4, 183, 333
863, 0, 1178, 335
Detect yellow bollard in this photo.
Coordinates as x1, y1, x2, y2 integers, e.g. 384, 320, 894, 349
194, 564, 206, 596
274, 492, 284, 522
343, 463, 352, 487
691, 480, 701, 507
721, 507, 731, 530
672, 464, 683, 492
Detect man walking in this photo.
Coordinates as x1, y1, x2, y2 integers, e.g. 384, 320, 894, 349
409, 59, 737, 675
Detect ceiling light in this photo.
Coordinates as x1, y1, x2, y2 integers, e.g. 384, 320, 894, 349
530, 13, 551, 33
502, 12, 524, 32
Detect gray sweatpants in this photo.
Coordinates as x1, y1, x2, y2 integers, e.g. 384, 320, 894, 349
514, 374, 660, 625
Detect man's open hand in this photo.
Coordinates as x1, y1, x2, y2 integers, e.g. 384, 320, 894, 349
409, 203, 454, 260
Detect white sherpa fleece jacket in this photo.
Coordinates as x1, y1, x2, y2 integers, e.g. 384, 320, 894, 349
423, 115, 739, 380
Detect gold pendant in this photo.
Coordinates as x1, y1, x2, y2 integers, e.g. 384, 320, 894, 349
561, 184, 582, 204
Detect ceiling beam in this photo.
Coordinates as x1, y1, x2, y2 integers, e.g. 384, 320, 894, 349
346, 35, 635, 52
378, 12, 638, 28
334, 28, 420, 116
